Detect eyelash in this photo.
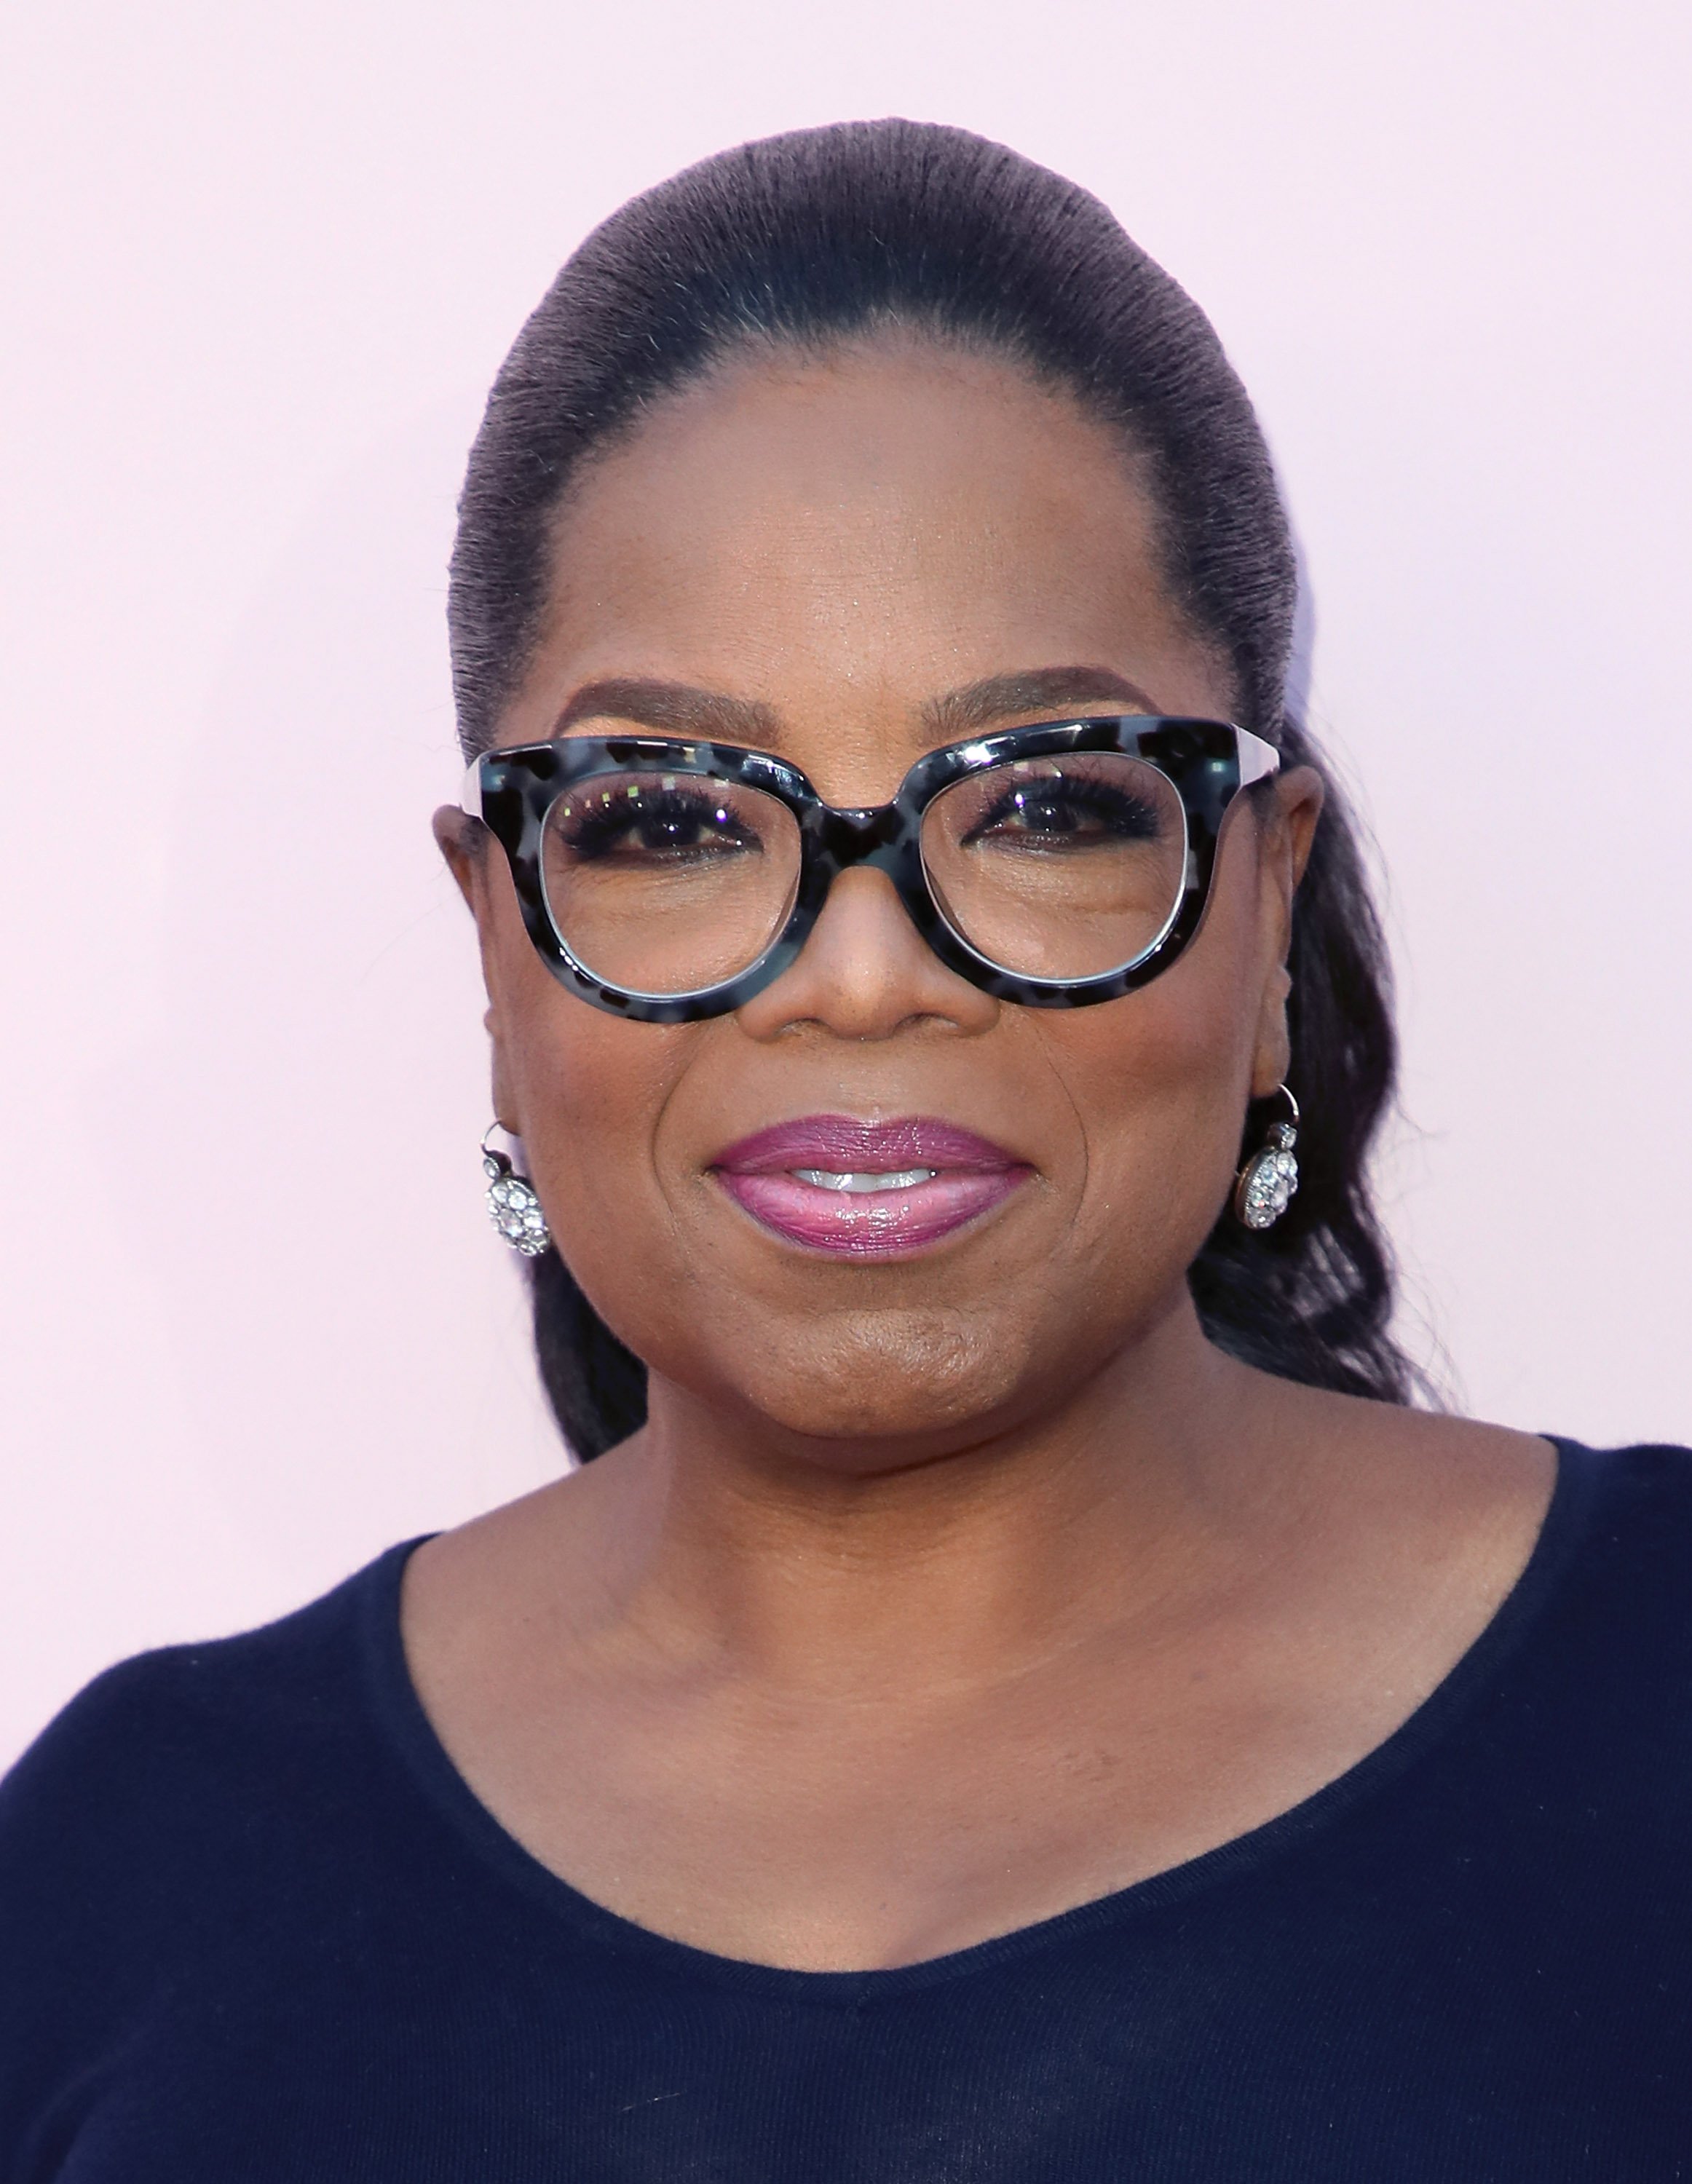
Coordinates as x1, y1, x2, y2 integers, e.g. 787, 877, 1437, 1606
547, 763, 1166, 866
550, 786, 760, 861
961, 773, 1163, 844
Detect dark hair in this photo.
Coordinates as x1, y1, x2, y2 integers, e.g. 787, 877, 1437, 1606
448, 119, 1416, 1456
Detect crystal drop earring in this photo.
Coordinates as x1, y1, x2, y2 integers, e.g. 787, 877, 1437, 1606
481, 1125, 553, 1257
1233, 1085, 1301, 1231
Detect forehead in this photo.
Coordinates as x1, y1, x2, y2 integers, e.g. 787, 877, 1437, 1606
499, 337, 1233, 786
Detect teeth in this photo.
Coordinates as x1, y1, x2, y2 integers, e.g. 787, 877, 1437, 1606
791, 1168, 938, 1193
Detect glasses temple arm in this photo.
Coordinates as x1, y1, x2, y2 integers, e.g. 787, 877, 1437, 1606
1235, 728, 1281, 787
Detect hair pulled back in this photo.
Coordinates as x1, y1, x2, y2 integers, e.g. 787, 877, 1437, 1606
448, 119, 1415, 1455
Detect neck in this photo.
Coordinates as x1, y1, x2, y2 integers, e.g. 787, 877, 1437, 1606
557, 1292, 1306, 1695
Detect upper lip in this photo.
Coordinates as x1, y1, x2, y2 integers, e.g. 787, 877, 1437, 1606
711, 1115, 1023, 1175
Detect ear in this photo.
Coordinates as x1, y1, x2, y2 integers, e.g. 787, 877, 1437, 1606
432, 803, 481, 902
432, 805, 521, 1130
1248, 765, 1324, 1099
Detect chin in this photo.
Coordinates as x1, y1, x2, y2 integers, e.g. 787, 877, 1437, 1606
709, 1307, 1040, 1452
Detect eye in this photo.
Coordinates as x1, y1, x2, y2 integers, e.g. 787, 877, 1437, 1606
961, 767, 1166, 849
550, 780, 764, 863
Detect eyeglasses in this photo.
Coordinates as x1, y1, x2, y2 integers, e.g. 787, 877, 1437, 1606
459, 716, 1280, 1022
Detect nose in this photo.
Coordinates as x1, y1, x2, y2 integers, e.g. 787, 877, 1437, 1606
734, 866, 1000, 1042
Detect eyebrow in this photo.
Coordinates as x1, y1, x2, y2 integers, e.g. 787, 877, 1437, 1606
923, 667, 1162, 736
553, 678, 780, 742
550, 664, 1163, 747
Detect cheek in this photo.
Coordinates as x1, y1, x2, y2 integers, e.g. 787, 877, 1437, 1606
489, 913, 697, 1298
1042, 880, 1265, 1276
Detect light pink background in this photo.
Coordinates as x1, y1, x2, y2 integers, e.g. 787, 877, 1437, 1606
3, 0, 1688, 1767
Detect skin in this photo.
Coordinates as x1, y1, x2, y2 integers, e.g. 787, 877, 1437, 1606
416, 336, 1553, 1972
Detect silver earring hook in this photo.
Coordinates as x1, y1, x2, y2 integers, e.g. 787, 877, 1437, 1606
481, 1124, 553, 1257
1233, 1083, 1301, 1231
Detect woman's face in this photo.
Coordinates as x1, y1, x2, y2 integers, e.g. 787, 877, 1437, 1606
443, 339, 1319, 1460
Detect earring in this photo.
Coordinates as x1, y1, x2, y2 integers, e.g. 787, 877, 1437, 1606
482, 1125, 553, 1257
1233, 1085, 1300, 1231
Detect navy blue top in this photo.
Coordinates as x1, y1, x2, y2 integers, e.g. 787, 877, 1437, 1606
4, 1437, 1692, 2181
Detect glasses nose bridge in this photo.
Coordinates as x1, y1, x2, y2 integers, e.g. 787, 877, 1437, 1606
810, 799, 907, 874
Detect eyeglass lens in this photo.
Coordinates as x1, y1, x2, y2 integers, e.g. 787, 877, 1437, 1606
538, 753, 1188, 997
540, 771, 802, 997
921, 755, 1187, 980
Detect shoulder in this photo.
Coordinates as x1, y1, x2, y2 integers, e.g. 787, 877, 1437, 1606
0, 1546, 446, 2164
1286, 1390, 1692, 1631
1439, 1435, 1692, 1798
1388, 1427, 1692, 1668
1, 1543, 413, 1830
1559, 1432, 1692, 1518
0, 1545, 417, 2020
1544, 1436, 1692, 1634
1271, 1396, 1692, 1746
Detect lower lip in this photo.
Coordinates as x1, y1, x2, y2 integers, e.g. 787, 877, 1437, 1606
714, 1166, 1027, 1258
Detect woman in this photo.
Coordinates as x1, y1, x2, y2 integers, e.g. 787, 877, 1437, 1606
4, 119, 1688, 2180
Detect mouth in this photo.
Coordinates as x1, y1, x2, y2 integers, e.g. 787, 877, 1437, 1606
710, 1115, 1032, 1259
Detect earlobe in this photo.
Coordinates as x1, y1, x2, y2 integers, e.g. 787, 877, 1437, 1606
488, 1032, 519, 1138
1250, 963, 1294, 1100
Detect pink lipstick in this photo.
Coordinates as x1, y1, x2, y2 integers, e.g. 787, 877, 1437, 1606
711, 1115, 1030, 1258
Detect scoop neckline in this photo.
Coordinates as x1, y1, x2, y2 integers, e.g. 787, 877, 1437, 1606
361, 1434, 1597, 2006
